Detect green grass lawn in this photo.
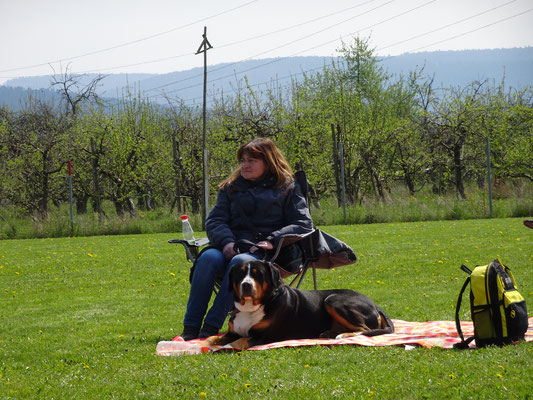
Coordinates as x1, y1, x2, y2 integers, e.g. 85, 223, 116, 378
1, 218, 532, 399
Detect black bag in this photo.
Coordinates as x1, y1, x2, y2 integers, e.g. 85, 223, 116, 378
311, 229, 357, 269
273, 242, 303, 273
269, 229, 357, 273
455, 259, 528, 348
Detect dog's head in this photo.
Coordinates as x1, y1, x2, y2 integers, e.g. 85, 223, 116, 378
228, 260, 283, 311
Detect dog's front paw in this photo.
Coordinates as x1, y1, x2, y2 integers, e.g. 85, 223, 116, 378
228, 337, 252, 350
198, 335, 225, 347
335, 332, 363, 339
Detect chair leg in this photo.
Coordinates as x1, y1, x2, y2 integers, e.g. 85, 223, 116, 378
295, 269, 307, 288
312, 264, 317, 290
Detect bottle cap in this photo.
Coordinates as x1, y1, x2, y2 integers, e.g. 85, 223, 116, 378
181, 215, 188, 220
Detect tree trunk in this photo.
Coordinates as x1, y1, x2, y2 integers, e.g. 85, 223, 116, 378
90, 138, 104, 220
171, 130, 182, 215
453, 142, 467, 200
76, 194, 88, 214
39, 151, 49, 218
403, 169, 416, 196
331, 124, 342, 206
374, 171, 386, 202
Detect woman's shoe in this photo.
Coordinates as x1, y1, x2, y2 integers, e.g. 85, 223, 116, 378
180, 326, 200, 341
198, 324, 219, 338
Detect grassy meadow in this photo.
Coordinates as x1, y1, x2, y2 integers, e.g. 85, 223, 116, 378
1, 218, 532, 398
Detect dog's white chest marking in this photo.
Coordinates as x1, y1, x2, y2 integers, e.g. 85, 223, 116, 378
233, 302, 265, 337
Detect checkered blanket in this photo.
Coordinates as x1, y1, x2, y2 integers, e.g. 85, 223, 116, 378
156, 317, 533, 356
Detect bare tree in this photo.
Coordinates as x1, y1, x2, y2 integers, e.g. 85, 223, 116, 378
50, 64, 106, 116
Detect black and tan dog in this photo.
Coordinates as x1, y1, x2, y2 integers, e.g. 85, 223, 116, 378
200, 260, 394, 350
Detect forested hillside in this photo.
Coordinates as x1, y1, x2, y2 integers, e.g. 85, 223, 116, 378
2, 47, 532, 111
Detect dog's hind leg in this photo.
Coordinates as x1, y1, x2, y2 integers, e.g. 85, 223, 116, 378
319, 293, 372, 338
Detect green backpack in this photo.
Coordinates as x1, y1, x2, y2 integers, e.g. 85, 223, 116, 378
455, 259, 528, 348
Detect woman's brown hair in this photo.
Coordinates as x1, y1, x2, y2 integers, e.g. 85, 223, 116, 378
219, 138, 293, 189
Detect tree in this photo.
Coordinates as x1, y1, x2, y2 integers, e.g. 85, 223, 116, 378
50, 66, 105, 116
5, 99, 69, 217
50, 68, 106, 216
429, 82, 488, 199
489, 86, 533, 183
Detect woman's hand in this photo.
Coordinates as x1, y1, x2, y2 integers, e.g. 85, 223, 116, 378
223, 242, 237, 260
250, 240, 273, 253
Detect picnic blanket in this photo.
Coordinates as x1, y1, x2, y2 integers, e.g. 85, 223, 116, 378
156, 317, 533, 356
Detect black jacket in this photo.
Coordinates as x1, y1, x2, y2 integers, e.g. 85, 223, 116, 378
205, 174, 313, 250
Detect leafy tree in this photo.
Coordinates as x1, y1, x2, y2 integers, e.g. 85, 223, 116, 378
488, 86, 533, 183
428, 82, 490, 199
4, 99, 69, 217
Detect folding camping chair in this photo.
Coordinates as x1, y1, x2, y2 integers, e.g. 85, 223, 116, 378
168, 171, 357, 290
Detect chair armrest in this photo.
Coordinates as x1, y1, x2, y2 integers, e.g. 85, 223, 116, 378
168, 238, 210, 262
268, 229, 316, 262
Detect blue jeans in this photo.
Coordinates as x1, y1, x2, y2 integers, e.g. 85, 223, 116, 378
183, 249, 261, 330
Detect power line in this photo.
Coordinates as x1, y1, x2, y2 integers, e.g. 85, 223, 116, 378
144, 0, 399, 93
403, 7, 533, 54
148, 0, 438, 98
378, 0, 518, 52
21, 0, 384, 78
0, 0, 260, 74
160, 1, 528, 101
76, 52, 193, 75
212, 0, 380, 51
174, 6, 532, 105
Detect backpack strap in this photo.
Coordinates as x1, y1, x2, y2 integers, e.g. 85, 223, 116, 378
454, 265, 475, 349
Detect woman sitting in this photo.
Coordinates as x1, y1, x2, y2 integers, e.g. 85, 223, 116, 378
180, 137, 313, 340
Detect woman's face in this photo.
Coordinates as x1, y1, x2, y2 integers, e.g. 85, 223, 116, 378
240, 153, 267, 181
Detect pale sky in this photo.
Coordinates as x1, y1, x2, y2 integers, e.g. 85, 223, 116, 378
1, 0, 532, 84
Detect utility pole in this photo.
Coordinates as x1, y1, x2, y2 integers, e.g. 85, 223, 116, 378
196, 26, 212, 229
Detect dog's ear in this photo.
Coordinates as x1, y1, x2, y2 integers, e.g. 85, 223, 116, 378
267, 262, 283, 289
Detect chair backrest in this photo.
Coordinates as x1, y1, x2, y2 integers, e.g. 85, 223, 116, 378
292, 170, 319, 263
294, 170, 309, 207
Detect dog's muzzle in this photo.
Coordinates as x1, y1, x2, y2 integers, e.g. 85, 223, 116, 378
240, 281, 254, 297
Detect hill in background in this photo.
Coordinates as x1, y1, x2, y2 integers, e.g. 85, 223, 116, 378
2, 47, 531, 110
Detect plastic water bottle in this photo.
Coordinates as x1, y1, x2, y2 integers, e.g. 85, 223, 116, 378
181, 215, 196, 245
156, 340, 211, 356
